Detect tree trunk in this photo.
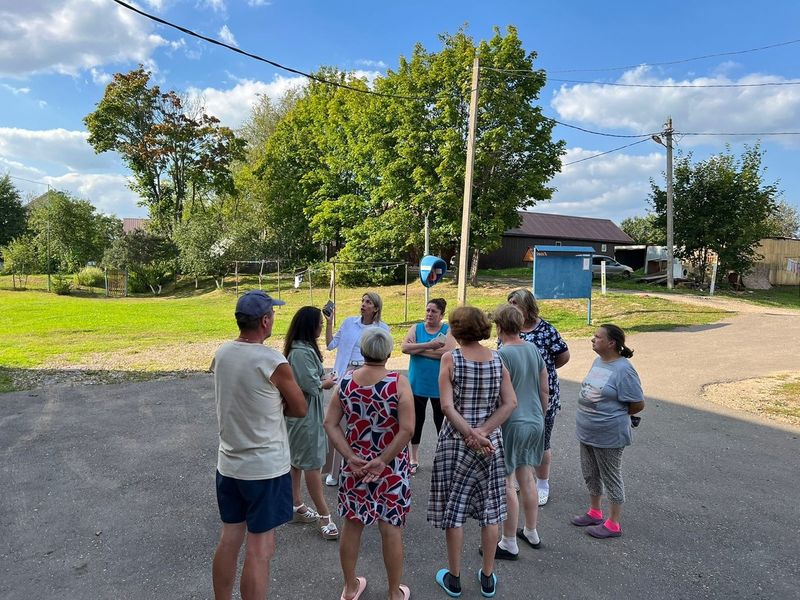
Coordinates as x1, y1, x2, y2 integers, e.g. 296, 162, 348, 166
469, 248, 480, 287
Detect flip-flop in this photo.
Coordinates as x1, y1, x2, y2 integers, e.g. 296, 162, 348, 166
340, 576, 367, 600
399, 583, 411, 599
409, 463, 419, 475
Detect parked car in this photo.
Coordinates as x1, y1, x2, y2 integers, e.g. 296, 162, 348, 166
592, 255, 634, 278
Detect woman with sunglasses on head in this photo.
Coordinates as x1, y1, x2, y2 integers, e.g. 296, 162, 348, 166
323, 292, 390, 486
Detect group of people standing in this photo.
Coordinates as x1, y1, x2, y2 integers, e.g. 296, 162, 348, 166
210, 287, 644, 600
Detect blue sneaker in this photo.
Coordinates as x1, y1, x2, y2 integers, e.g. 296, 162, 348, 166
477, 569, 497, 598
435, 568, 462, 598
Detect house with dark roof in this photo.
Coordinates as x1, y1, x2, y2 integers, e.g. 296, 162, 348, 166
480, 211, 634, 269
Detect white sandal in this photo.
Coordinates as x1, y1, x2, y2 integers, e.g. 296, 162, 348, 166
318, 515, 339, 540
292, 503, 319, 523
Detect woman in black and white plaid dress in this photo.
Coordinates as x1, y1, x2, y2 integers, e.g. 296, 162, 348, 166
428, 306, 517, 598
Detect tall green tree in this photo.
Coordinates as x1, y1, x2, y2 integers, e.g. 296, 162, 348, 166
242, 27, 564, 280
620, 213, 665, 245
763, 199, 800, 238
84, 67, 245, 234
0, 175, 27, 250
649, 145, 779, 283
27, 191, 122, 273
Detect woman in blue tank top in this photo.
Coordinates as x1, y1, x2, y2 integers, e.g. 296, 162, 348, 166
401, 298, 455, 474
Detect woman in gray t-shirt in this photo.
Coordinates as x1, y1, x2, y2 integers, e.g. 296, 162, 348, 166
571, 324, 645, 539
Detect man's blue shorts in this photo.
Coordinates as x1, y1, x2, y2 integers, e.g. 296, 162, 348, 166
215, 471, 293, 534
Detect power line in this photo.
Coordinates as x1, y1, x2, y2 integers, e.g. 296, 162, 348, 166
482, 66, 800, 88
549, 78, 800, 89
111, 0, 430, 101
4, 173, 52, 188
546, 118, 658, 138
544, 37, 800, 74
561, 139, 650, 166
677, 131, 800, 136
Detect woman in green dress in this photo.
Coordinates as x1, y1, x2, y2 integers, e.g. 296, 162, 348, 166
284, 306, 340, 540
490, 304, 549, 559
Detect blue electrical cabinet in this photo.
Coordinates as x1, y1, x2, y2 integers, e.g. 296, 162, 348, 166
532, 245, 594, 322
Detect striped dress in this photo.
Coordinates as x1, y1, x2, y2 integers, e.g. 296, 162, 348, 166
427, 349, 507, 528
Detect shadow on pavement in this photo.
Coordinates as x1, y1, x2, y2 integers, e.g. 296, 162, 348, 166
1, 374, 798, 600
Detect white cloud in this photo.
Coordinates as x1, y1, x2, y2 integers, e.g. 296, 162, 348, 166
247, 0, 271, 6
356, 59, 387, 69
537, 147, 664, 222
186, 76, 307, 128
201, 0, 227, 12
551, 66, 800, 147
0, 128, 142, 216
46, 172, 143, 217
90, 68, 112, 86
1, 84, 31, 95
38, 100, 48, 109
0, 127, 122, 172
0, 0, 166, 77
218, 25, 238, 47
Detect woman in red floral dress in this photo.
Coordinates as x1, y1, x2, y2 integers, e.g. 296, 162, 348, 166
324, 328, 415, 600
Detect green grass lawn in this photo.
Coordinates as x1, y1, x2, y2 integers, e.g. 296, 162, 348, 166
1, 274, 730, 375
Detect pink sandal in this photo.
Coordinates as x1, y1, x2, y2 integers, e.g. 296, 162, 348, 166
340, 576, 367, 600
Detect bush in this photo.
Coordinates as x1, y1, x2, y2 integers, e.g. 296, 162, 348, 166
76, 266, 105, 288
52, 274, 72, 295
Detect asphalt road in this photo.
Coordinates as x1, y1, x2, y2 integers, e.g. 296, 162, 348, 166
1, 310, 799, 599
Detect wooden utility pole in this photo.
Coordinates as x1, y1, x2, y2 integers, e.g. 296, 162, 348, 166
456, 56, 480, 306
665, 118, 675, 290
424, 213, 430, 306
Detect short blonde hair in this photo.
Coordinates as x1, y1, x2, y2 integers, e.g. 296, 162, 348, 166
360, 328, 393, 362
449, 306, 491, 342
492, 304, 524, 335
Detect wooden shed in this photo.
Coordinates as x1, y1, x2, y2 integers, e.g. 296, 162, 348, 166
754, 237, 800, 285
480, 212, 633, 269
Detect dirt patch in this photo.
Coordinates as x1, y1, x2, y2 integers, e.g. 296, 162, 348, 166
703, 372, 800, 426
5, 339, 412, 391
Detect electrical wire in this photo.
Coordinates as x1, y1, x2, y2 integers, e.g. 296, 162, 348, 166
561, 139, 651, 166
110, 0, 431, 101
546, 118, 659, 138
677, 131, 800, 136
495, 37, 800, 74
549, 78, 800, 89
482, 66, 800, 88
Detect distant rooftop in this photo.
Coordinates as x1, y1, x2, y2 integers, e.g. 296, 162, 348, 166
122, 218, 149, 234
507, 212, 634, 244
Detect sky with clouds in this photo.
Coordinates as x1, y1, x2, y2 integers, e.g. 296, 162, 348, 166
2, 0, 800, 227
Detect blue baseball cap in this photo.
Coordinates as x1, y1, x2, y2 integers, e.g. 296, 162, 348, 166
235, 290, 285, 318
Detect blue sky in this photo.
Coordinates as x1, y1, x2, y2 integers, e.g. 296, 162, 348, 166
2, 0, 799, 227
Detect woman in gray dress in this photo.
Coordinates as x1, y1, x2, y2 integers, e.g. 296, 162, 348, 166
492, 305, 549, 559
284, 306, 339, 540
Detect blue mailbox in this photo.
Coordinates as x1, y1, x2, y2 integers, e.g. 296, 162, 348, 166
532, 245, 594, 323
419, 255, 447, 288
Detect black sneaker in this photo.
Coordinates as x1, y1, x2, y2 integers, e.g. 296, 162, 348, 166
477, 569, 497, 598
